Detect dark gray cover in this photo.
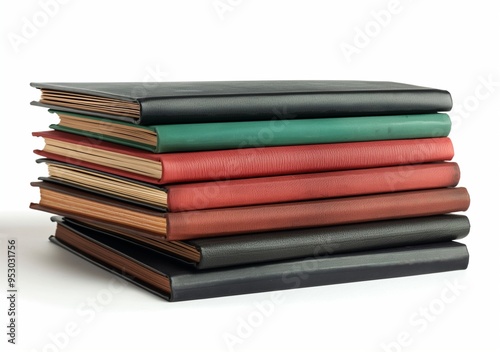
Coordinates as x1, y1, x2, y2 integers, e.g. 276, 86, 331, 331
31, 81, 452, 125
57, 215, 470, 269
191, 215, 470, 269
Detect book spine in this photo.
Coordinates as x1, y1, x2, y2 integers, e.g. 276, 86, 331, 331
168, 162, 460, 211
166, 187, 470, 240
196, 215, 470, 269
170, 242, 469, 301
138, 90, 453, 125
154, 114, 451, 152
160, 137, 455, 184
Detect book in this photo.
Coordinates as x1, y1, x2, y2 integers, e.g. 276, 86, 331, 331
48, 110, 452, 153
38, 159, 461, 211
57, 215, 470, 269
30, 182, 471, 240
30, 81, 453, 125
49, 216, 470, 301
33, 131, 455, 184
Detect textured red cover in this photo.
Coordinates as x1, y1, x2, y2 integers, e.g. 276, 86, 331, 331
167, 162, 461, 211
166, 187, 470, 240
31, 183, 470, 240
33, 131, 455, 184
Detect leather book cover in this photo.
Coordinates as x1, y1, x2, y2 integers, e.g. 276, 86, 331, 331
38, 159, 461, 212
49, 109, 452, 153
31, 81, 453, 125
49, 216, 469, 301
33, 131, 456, 184
31, 181, 471, 240
58, 215, 470, 270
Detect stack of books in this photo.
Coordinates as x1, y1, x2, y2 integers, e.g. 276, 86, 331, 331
30, 81, 470, 301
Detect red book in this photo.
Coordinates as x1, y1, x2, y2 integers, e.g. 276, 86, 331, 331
33, 131, 455, 184
39, 160, 461, 211
31, 182, 470, 240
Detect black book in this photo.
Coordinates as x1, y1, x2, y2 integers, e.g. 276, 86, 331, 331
49, 217, 469, 302
58, 215, 470, 269
31, 81, 452, 125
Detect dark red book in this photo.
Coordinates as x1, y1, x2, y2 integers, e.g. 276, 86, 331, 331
31, 182, 470, 240
33, 131, 455, 184
39, 159, 461, 211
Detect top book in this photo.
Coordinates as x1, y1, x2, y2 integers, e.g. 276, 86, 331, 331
30, 81, 452, 126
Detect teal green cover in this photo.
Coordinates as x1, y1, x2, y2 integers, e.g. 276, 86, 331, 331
49, 110, 451, 153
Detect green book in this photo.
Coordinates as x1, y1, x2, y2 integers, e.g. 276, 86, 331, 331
48, 110, 451, 153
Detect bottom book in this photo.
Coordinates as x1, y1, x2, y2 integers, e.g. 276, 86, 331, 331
50, 217, 470, 302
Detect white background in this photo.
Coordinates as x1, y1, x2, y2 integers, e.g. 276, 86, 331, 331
1, 0, 499, 351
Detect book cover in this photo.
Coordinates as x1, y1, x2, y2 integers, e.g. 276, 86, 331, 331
31, 80, 452, 125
